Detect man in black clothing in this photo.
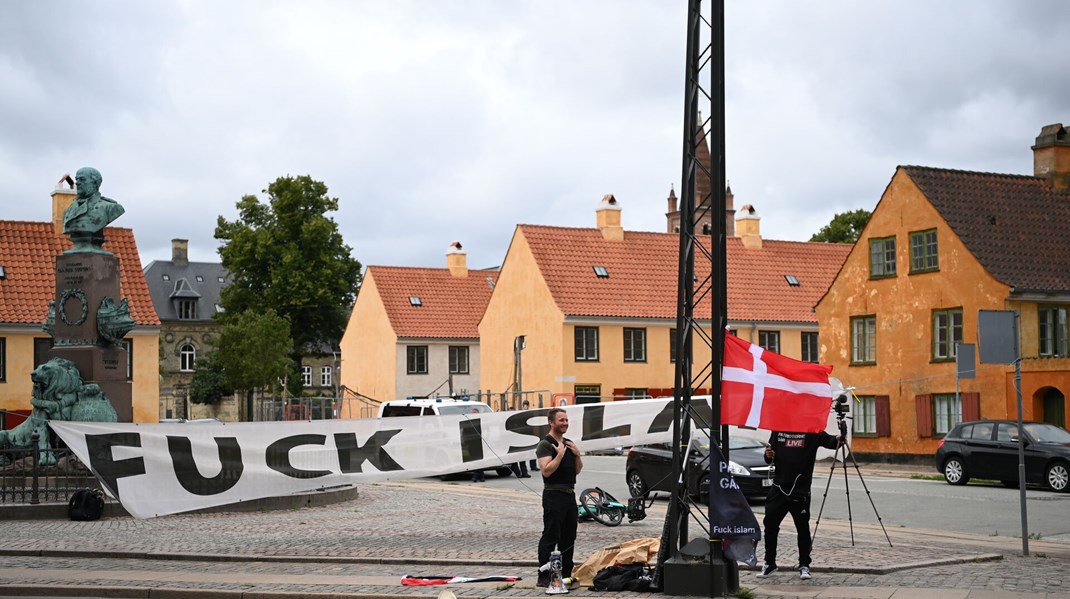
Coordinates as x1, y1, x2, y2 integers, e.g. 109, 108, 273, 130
536, 408, 583, 586
758, 429, 841, 580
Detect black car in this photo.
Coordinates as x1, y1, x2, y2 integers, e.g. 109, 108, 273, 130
625, 434, 771, 501
934, 420, 1070, 492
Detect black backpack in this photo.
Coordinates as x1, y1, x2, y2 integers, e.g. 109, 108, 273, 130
591, 563, 653, 592
68, 488, 105, 521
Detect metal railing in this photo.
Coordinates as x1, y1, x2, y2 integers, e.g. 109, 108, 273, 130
1, 431, 97, 505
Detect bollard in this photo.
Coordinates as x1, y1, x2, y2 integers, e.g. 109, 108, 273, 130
30, 430, 40, 505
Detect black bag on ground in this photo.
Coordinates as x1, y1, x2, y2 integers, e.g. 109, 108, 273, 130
591, 563, 652, 592
68, 488, 105, 521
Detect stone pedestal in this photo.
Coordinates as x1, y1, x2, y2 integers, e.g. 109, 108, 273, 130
51, 252, 132, 422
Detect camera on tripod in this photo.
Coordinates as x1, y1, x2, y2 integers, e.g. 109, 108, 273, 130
832, 394, 850, 438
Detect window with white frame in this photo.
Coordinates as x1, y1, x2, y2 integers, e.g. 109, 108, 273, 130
932, 308, 963, 361
1039, 305, 1069, 357
301, 365, 312, 387
932, 393, 961, 436
449, 346, 470, 374
623, 328, 646, 362
869, 236, 896, 278
758, 330, 780, 353
909, 229, 939, 273
801, 332, 819, 363
179, 344, 196, 372
407, 345, 428, 374
851, 316, 877, 364
320, 366, 332, 387
575, 327, 599, 361
853, 396, 877, 435
176, 299, 197, 320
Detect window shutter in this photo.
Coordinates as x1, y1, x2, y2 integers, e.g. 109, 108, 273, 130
612, 388, 626, 398
961, 392, 980, 421
915, 394, 933, 438
875, 395, 891, 437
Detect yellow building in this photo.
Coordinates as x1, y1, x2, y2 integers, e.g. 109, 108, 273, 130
479, 195, 851, 403
816, 123, 1070, 459
0, 179, 161, 427
339, 243, 498, 415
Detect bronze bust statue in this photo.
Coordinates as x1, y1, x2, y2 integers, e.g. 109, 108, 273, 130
64, 167, 125, 253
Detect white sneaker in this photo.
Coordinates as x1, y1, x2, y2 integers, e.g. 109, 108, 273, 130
757, 563, 777, 577
800, 566, 812, 580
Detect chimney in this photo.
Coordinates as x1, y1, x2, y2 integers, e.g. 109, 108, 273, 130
172, 239, 189, 267
735, 204, 762, 249
51, 174, 76, 235
1033, 123, 1070, 191
446, 241, 468, 277
725, 184, 736, 237
596, 194, 624, 241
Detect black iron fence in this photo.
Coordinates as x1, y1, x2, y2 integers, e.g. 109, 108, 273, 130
0, 431, 97, 505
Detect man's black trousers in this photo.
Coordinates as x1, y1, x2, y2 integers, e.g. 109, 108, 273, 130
762, 491, 814, 568
538, 490, 577, 577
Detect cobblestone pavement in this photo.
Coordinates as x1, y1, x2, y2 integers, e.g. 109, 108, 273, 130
1, 480, 1068, 598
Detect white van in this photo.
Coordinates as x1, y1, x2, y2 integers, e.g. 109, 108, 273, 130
377, 398, 494, 418
377, 397, 509, 478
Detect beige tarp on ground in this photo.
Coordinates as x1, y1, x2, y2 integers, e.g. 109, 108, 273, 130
572, 537, 660, 585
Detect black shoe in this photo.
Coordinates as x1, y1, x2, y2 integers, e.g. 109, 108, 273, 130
757, 563, 778, 577
537, 573, 550, 587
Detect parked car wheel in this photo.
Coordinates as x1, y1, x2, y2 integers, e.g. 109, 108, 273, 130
1046, 461, 1069, 492
943, 456, 969, 485
626, 470, 648, 499
697, 473, 711, 503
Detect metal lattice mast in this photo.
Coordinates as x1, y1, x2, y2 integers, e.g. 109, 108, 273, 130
658, 0, 732, 594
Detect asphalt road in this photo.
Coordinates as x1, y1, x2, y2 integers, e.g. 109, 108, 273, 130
463, 455, 1070, 544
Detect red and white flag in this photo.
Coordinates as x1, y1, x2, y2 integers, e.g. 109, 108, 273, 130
721, 333, 833, 433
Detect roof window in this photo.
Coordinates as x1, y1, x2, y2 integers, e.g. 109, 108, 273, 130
593, 266, 609, 278
409, 296, 423, 307
218, 277, 225, 283
785, 275, 800, 286
196, 275, 204, 282
162, 274, 170, 281
0, 265, 6, 280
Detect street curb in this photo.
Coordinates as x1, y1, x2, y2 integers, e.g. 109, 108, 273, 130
0, 548, 540, 567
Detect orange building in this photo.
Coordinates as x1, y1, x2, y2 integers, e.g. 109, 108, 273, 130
0, 178, 161, 427
479, 195, 851, 403
816, 123, 1070, 459
339, 243, 498, 414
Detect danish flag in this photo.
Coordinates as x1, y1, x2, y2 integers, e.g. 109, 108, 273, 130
721, 333, 833, 433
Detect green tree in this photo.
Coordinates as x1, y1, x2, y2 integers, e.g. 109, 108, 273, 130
809, 208, 872, 243
214, 309, 295, 415
215, 175, 362, 393
188, 351, 233, 405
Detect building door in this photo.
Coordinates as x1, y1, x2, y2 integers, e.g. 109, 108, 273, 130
1042, 388, 1066, 427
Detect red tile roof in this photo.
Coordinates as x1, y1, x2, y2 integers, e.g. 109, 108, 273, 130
903, 166, 1070, 292
368, 265, 499, 339
0, 221, 160, 326
520, 225, 851, 324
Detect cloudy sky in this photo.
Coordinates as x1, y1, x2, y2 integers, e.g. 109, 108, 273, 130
3, 1, 1068, 272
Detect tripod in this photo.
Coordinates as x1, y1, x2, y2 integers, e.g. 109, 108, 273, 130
812, 416, 893, 548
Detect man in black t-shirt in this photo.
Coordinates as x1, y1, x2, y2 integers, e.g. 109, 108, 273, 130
535, 408, 583, 586
757, 429, 841, 580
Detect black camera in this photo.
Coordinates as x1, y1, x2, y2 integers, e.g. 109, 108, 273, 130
833, 394, 850, 417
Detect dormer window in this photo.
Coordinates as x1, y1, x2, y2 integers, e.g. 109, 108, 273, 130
409, 296, 422, 307
176, 299, 197, 320
593, 266, 609, 278
785, 275, 800, 286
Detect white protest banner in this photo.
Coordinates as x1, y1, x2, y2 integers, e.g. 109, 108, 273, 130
50, 397, 715, 518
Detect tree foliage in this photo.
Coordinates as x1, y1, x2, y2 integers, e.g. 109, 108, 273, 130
809, 208, 872, 244
188, 351, 233, 405
215, 175, 362, 354
214, 309, 294, 393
